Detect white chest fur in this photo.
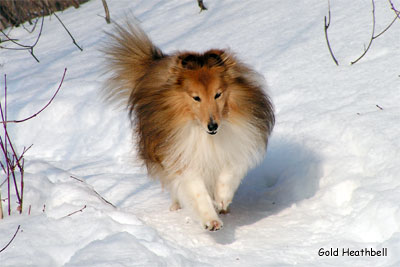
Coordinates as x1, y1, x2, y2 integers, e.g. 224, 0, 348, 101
165, 119, 266, 181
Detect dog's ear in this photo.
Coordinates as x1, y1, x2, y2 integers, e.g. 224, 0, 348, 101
169, 53, 199, 84
204, 50, 236, 69
178, 53, 202, 70
205, 51, 225, 67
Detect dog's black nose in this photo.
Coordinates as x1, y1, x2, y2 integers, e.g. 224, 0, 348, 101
207, 121, 218, 132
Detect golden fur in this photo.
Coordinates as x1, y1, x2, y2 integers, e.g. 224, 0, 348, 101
103, 22, 274, 230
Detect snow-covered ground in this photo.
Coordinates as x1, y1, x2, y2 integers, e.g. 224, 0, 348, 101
1, 0, 400, 266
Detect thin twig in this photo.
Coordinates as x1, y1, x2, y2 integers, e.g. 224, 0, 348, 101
0, 131, 32, 214
389, 0, 400, 18
350, 0, 397, 64
101, 0, 111, 24
351, 0, 376, 64
0, 160, 6, 176
0, 225, 20, 253
70, 175, 116, 208
0, 15, 44, 63
325, 0, 398, 65
15, 145, 33, 168
0, 191, 2, 219
52, 12, 83, 51
0, 46, 28, 51
21, 17, 40, 34
374, 15, 398, 38
0, 76, 21, 213
63, 205, 87, 218
0, 69, 66, 216
1, 68, 67, 124
4, 74, 9, 214
0, 38, 19, 43
324, 0, 339, 66
0, 74, 11, 216
70, 175, 84, 183
20, 158, 24, 213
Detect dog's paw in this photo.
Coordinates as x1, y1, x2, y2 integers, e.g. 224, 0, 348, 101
214, 199, 232, 214
218, 207, 230, 214
204, 219, 223, 231
169, 202, 181, 211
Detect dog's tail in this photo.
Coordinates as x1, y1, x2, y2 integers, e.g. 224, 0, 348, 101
102, 21, 164, 105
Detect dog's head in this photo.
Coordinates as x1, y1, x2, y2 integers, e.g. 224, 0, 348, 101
172, 50, 235, 135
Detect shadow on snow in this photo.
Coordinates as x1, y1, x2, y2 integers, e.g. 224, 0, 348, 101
210, 136, 322, 244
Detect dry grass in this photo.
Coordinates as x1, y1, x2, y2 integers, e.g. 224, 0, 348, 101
0, 0, 90, 30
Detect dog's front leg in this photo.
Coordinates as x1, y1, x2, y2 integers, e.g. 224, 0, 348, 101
174, 174, 223, 231
214, 167, 246, 214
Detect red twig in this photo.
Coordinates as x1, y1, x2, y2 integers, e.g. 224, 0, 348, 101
1, 68, 67, 124
0, 68, 67, 216
389, 0, 400, 18
64, 205, 87, 218
0, 75, 11, 215
0, 225, 21, 253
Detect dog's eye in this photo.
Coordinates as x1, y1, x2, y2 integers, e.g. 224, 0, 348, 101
193, 96, 201, 102
214, 92, 222, 99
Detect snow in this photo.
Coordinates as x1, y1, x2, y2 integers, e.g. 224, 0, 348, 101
1, 0, 400, 266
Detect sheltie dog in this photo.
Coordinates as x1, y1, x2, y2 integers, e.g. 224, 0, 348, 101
103, 22, 274, 231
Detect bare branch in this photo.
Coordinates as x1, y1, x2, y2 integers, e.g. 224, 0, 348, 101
350, 0, 376, 65
70, 175, 84, 182
325, 0, 398, 65
374, 15, 397, 38
324, 0, 339, 66
0, 14, 44, 63
0, 46, 30, 51
16, 145, 33, 167
351, 0, 398, 64
0, 38, 19, 43
21, 17, 40, 34
70, 176, 116, 208
52, 12, 83, 51
389, 0, 400, 18
0, 225, 20, 253
0, 69, 66, 216
0, 74, 11, 215
63, 205, 87, 218
1, 68, 67, 124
